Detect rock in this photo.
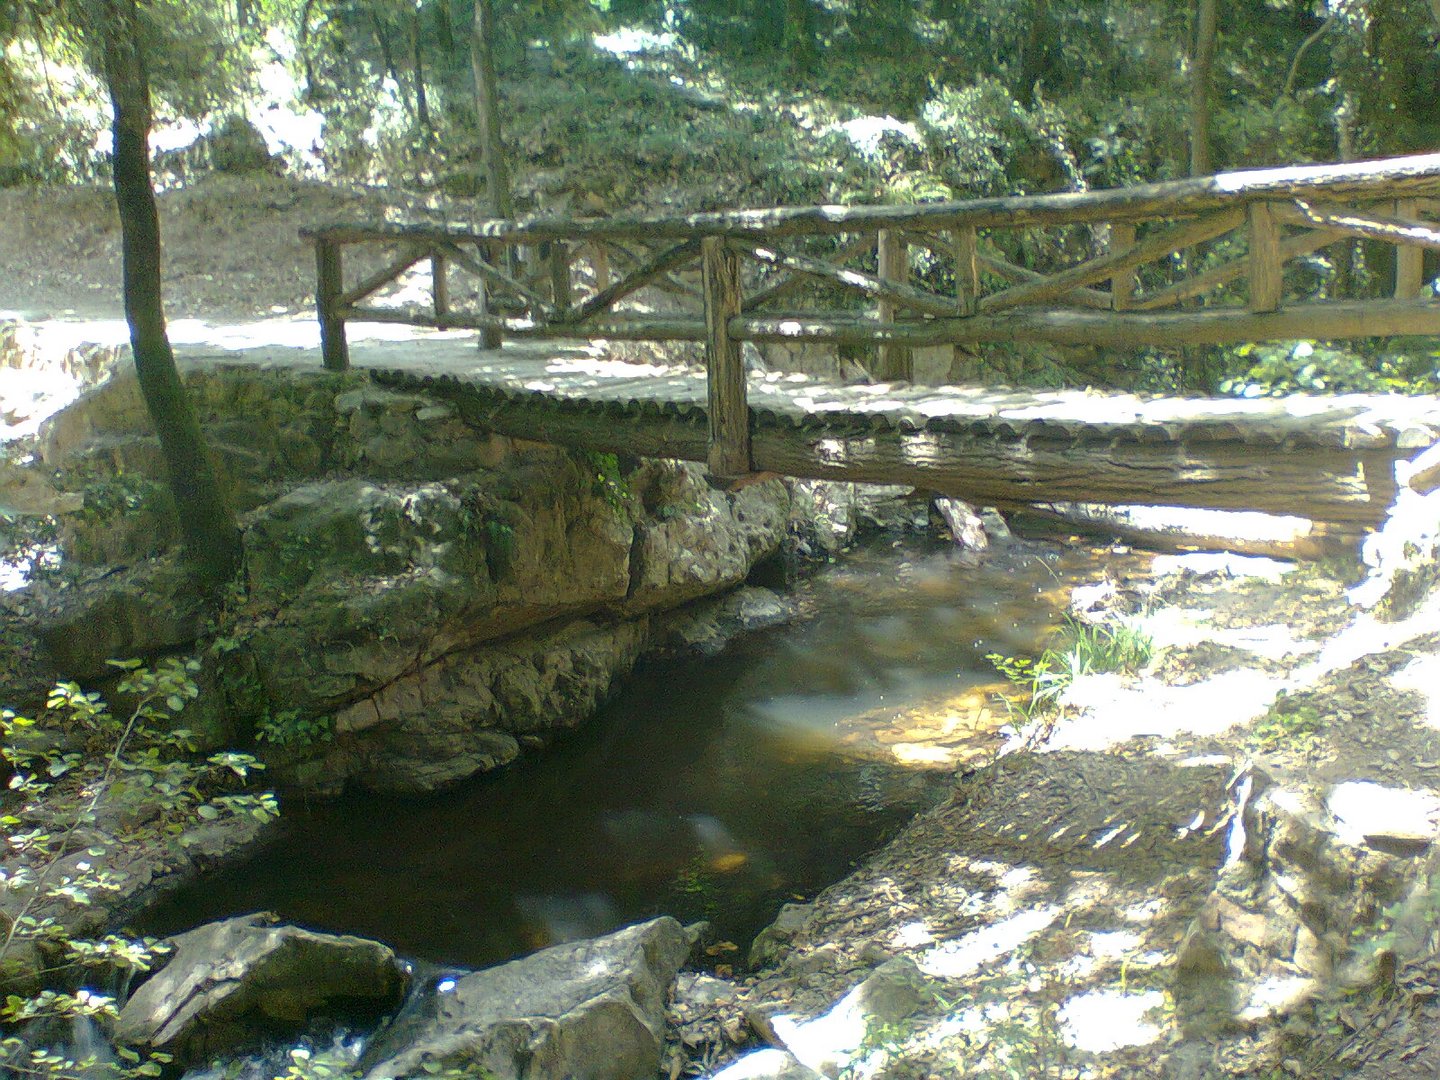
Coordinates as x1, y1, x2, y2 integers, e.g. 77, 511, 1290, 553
749, 902, 814, 970
115, 913, 408, 1065
360, 917, 690, 1080
40, 556, 214, 680
709, 1048, 826, 1079
932, 497, 988, 550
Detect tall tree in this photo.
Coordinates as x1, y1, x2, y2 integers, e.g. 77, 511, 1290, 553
91, 0, 242, 585
471, 0, 512, 217
1189, 0, 1218, 176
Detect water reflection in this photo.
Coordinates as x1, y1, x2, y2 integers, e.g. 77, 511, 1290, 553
142, 537, 1131, 969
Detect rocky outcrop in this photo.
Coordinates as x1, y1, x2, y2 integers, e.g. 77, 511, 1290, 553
360, 917, 691, 1080
37, 365, 795, 794
115, 913, 408, 1066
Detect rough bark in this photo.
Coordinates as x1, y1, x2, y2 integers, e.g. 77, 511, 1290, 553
1190, 0, 1218, 177
96, 0, 241, 585
470, 0, 512, 218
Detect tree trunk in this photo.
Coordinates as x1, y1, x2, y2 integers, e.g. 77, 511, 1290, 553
470, 0, 512, 218
411, 4, 430, 141
96, 0, 241, 586
1189, 0, 1218, 176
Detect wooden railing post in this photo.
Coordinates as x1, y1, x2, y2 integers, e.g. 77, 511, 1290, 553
548, 241, 573, 311
953, 227, 978, 315
1396, 199, 1425, 299
431, 250, 449, 319
701, 237, 750, 478
876, 229, 912, 380
1248, 202, 1283, 313
315, 238, 349, 371
476, 241, 503, 350
1109, 222, 1137, 310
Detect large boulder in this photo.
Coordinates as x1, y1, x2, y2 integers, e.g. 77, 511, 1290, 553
361, 917, 690, 1080
115, 913, 408, 1065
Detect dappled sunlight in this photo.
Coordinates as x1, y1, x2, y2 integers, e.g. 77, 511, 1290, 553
1057, 989, 1166, 1052
1048, 668, 1282, 750
916, 906, 1061, 979
1326, 781, 1440, 848
1394, 653, 1440, 729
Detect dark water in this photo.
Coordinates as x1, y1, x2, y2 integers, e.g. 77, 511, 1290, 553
141, 537, 1119, 971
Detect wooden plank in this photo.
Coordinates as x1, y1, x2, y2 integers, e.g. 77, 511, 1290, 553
702, 236, 751, 476
978, 209, 1246, 315
432, 252, 449, 318
1276, 199, 1440, 250
315, 239, 349, 371
1134, 226, 1344, 311
1248, 202, 1283, 313
473, 241, 502, 350
565, 240, 702, 324
380, 373, 1403, 526
304, 151, 1440, 243
737, 240, 958, 318
742, 234, 875, 312
1395, 199, 1426, 299
953, 227, 978, 316
876, 229, 913, 381
1109, 223, 1136, 310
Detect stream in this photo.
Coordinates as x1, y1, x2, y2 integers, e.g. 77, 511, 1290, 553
141, 535, 1133, 975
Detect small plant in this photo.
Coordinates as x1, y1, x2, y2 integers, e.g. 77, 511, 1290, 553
987, 615, 1153, 724
578, 451, 632, 516
255, 709, 332, 750
1249, 694, 1323, 752
0, 660, 278, 1080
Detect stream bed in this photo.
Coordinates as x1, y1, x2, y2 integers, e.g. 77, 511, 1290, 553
141, 535, 1132, 972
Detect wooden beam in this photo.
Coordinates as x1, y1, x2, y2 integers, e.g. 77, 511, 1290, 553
735, 298, 1440, 348
315, 239, 349, 371
1134, 226, 1343, 311
434, 239, 555, 317
565, 240, 702, 324
737, 240, 958, 318
974, 253, 1112, 309
876, 229, 913, 380
547, 241, 573, 312
953, 227, 978, 315
303, 152, 1440, 243
1395, 199, 1426, 298
1278, 199, 1440, 250
1109, 223, 1137, 310
1248, 202, 1284, 313
979, 209, 1245, 315
432, 251, 449, 318
702, 236, 751, 477
337, 246, 428, 308
472, 241, 503, 350
742, 234, 875, 312
389, 376, 1403, 526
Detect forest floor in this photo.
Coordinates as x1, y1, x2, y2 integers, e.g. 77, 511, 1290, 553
5, 178, 1440, 1078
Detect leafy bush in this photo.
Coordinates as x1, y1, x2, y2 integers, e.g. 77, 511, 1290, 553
1219, 340, 1440, 397
0, 660, 277, 1080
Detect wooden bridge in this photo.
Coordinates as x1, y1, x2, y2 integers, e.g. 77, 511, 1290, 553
299, 153, 1440, 538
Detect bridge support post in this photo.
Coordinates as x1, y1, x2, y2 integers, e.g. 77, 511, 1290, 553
702, 236, 751, 478
476, 241, 503, 350
1109, 223, 1137, 309
876, 229, 913, 381
315, 238, 349, 371
432, 251, 449, 319
1395, 199, 1425, 299
547, 241, 573, 311
1248, 203, 1283, 313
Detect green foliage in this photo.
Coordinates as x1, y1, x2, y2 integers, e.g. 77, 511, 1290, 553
254, 708, 332, 750
78, 474, 169, 523
1219, 340, 1440, 398
987, 615, 1153, 724
578, 451, 631, 516
0, 660, 277, 1080
1249, 693, 1323, 752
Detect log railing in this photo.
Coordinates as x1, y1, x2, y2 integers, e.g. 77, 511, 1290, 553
303, 152, 1440, 477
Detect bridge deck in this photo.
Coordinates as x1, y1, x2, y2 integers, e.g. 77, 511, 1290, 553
302, 338, 1440, 531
